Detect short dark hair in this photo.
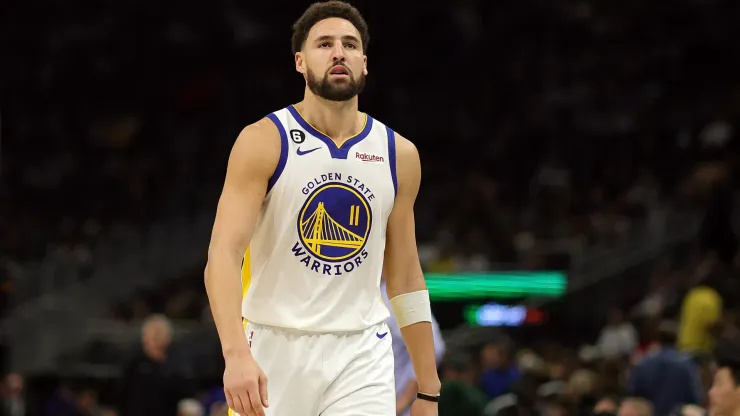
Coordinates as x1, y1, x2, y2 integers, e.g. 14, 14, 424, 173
714, 338, 740, 385
291, 1, 370, 54
445, 352, 474, 372
657, 320, 678, 346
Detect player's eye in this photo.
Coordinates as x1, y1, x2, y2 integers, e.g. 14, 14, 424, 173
319, 42, 331, 48
344, 43, 357, 49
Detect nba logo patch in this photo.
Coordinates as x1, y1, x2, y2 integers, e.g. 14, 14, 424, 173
248, 330, 254, 348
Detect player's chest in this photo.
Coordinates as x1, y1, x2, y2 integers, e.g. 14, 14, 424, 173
281, 161, 391, 218
286, 134, 391, 191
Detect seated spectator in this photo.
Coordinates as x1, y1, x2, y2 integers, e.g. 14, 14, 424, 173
678, 261, 723, 355
480, 341, 522, 399
628, 321, 702, 416
593, 396, 619, 416
618, 398, 654, 416
440, 353, 488, 416
177, 399, 204, 416
708, 338, 740, 416
597, 309, 638, 359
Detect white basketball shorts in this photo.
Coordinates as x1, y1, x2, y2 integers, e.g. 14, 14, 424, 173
230, 321, 396, 416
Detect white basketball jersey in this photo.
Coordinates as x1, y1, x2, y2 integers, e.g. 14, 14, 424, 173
241, 105, 398, 332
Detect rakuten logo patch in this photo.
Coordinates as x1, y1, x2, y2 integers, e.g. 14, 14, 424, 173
355, 152, 384, 163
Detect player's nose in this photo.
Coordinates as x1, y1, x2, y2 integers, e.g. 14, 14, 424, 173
330, 45, 346, 62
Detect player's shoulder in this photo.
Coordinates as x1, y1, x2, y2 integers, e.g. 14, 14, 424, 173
236, 116, 281, 148
370, 116, 419, 163
382, 126, 421, 192
228, 115, 283, 173
392, 132, 419, 163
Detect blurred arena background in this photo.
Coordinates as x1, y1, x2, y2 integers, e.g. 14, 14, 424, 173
2, 0, 740, 415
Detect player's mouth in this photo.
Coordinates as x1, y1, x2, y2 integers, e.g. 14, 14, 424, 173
328, 65, 350, 78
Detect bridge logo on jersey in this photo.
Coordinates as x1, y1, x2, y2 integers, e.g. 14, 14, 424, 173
292, 175, 375, 276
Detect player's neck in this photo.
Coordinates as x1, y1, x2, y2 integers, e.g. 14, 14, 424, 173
296, 92, 363, 144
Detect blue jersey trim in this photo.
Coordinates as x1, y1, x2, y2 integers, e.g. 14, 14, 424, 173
265, 113, 289, 194
386, 126, 398, 195
287, 105, 374, 159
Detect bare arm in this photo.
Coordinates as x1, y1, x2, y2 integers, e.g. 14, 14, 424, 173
397, 309, 446, 413
397, 379, 419, 413
384, 134, 441, 394
205, 119, 281, 357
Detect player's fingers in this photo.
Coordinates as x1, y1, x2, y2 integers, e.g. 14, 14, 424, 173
225, 390, 237, 414
235, 392, 252, 416
259, 372, 269, 407
248, 384, 265, 416
239, 389, 259, 416
227, 391, 247, 416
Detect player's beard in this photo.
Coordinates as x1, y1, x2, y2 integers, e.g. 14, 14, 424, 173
306, 66, 365, 102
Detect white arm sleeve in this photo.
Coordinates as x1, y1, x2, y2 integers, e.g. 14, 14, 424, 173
389, 290, 432, 328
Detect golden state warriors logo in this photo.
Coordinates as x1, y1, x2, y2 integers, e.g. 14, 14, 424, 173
291, 173, 375, 276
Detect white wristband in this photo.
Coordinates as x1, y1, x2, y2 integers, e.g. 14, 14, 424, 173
389, 290, 432, 328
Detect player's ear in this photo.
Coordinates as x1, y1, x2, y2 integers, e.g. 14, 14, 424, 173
363, 55, 368, 76
295, 52, 307, 75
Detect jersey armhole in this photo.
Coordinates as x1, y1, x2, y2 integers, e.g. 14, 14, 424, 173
385, 126, 398, 195
265, 113, 289, 194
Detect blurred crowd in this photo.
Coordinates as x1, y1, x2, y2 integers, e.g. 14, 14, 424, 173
3, 0, 740, 414
5, 0, 739, 282
3, 244, 740, 416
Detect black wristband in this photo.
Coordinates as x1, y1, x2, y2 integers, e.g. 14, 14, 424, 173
416, 392, 440, 402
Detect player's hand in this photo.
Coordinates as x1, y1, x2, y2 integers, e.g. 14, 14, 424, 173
223, 350, 269, 416
410, 398, 438, 416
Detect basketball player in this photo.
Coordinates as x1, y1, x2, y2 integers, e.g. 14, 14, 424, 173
204, 2, 441, 416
